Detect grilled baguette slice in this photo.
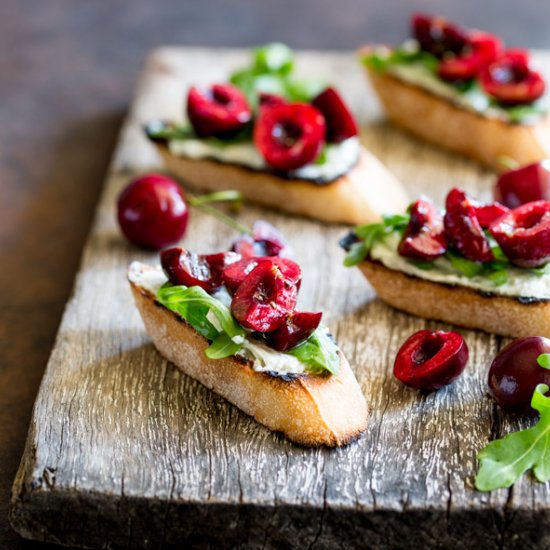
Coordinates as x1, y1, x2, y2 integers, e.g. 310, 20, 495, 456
359, 258, 550, 337
129, 262, 368, 447
363, 57, 550, 171
153, 142, 409, 225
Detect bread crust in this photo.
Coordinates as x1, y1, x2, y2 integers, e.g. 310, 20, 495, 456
363, 61, 550, 171
129, 265, 368, 447
153, 142, 409, 225
359, 259, 550, 338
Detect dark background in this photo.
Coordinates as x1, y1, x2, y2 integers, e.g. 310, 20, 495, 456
1, 1, 548, 547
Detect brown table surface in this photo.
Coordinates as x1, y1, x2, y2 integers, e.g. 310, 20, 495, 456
2, 1, 549, 547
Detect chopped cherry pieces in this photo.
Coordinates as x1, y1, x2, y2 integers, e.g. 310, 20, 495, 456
265, 311, 322, 352
480, 50, 545, 105
312, 87, 358, 143
160, 247, 240, 291
495, 160, 550, 208
187, 83, 252, 138
394, 329, 469, 390
412, 14, 469, 58
489, 201, 550, 268
258, 92, 287, 109
254, 103, 326, 171
444, 188, 494, 262
231, 261, 298, 332
398, 197, 447, 261
231, 220, 291, 259
472, 202, 510, 228
223, 257, 301, 294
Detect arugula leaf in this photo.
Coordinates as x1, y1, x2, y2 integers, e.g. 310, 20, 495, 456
476, 384, 550, 491
252, 43, 294, 75
531, 263, 550, 277
445, 250, 484, 278
486, 269, 508, 286
503, 103, 548, 124
157, 285, 246, 359
145, 121, 195, 141
538, 354, 550, 370
344, 213, 411, 267
287, 327, 340, 376
362, 47, 438, 74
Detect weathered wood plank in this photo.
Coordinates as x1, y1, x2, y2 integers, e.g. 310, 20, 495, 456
9, 47, 550, 549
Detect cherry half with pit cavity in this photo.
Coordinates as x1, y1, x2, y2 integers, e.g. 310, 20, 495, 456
117, 174, 189, 250
398, 197, 447, 261
489, 200, 550, 268
488, 336, 550, 414
161, 247, 240, 292
187, 83, 252, 138
412, 14, 469, 59
311, 87, 358, 143
444, 188, 494, 262
495, 160, 550, 208
394, 329, 469, 391
231, 261, 298, 332
254, 103, 326, 171
480, 49, 545, 106
265, 311, 322, 352
223, 256, 301, 294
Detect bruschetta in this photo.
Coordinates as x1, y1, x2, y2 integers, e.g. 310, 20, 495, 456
360, 15, 550, 170
129, 244, 368, 447
342, 188, 550, 337
145, 43, 408, 225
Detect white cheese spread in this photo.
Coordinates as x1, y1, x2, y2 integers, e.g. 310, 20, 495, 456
370, 233, 550, 300
168, 136, 360, 182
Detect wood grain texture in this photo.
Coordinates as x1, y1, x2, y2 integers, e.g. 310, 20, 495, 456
9, 47, 550, 549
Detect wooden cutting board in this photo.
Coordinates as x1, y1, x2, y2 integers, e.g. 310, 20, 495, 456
10, 47, 550, 549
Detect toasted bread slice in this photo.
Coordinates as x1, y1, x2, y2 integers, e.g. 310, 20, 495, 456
129, 262, 368, 447
363, 62, 550, 171
153, 142, 409, 225
359, 258, 550, 338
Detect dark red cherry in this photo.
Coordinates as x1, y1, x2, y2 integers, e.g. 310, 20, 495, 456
160, 247, 240, 291
472, 202, 510, 228
488, 337, 550, 414
117, 174, 188, 250
438, 32, 502, 82
254, 103, 326, 171
187, 83, 252, 138
398, 197, 447, 261
444, 188, 494, 262
311, 87, 358, 143
495, 160, 550, 208
231, 220, 291, 259
489, 201, 550, 268
412, 14, 469, 58
394, 329, 469, 391
222, 257, 301, 294
265, 311, 322, 352
231, 262, 298, 332
480, 50, 546, 106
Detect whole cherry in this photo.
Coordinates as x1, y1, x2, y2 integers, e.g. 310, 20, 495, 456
394, 329, 469, 391
488, 337, 550, 414
117, 174, 188, 250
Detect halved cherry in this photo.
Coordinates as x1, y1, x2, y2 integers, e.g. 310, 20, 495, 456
265, 311, 322, 352
480, 50, 546, 106
394, 329, 469, 391
311, 87, 358, 143
495, 160, 550, 208
187, 83, 252, 138
231, 220, 291, 259
398, 197, 447, 261
472, 202, 510, 228
489, 201, 550, 267
160, 247, 240, 291
258, 92, 288, 109
438, 32, 502, 82
444, 188, 494, 262
223, 256, 301, 294
412, 14, 469, 58
254, 103, 326, 171
231, 262, 298, 332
